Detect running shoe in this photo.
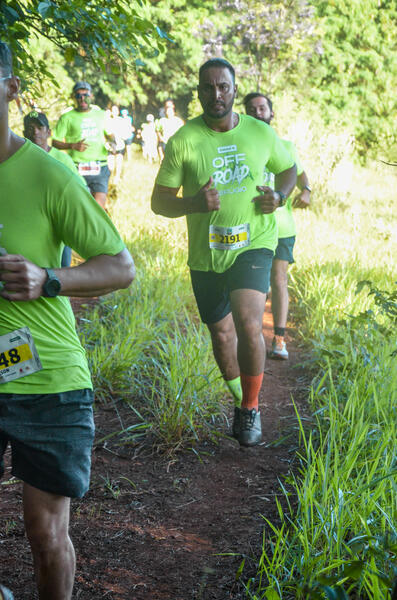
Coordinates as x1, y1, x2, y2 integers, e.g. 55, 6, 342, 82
232, 406, 241, 438
268, 335, 289, 360
233, 407, 262, 446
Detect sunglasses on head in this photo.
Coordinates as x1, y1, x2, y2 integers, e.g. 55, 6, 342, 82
75, 92, 90, 99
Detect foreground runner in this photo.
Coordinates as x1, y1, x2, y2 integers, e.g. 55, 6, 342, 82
152, 58, 296, 446
52, 81, 113, 210
244, 92, 311, 360
23, 109, 86, 267
0, 43, 135, 600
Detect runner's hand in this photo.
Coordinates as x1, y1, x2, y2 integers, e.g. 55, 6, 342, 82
194, 177, 220, 212
0, 254, 47, 301
252, 186, 281, 214
71, 139, 88, 152
292, 189, 310, 208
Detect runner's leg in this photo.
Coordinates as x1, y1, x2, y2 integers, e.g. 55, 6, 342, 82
23, 483, 75, 600
270, 258, 289, 332
230, 288, 267, 376
93, 192, 107, 209
230, 288, 266, 444
207, 312, 239, 382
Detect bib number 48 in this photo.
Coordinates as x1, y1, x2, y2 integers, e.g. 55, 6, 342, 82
0, 348, 22, 369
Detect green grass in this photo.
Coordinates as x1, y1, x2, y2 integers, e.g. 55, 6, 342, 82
242, 135, 397, 598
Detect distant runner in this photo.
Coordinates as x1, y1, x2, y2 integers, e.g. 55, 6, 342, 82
156, 99, 184, 160
52, 81, 114, 209
152, 59, 296, 446
244, 93, 311, 359
23, 109, 86, 267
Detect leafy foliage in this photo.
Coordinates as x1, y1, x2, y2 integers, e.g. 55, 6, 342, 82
201, 0, 319, 92
0, 0, 165, 90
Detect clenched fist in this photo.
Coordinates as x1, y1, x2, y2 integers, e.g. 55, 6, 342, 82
194, 177, 220, 213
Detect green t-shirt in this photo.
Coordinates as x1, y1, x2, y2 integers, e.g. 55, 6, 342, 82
0, 140, 125, 394
263, 139, 303, 239
156, 114, 294, 273
53, 106, 109, 163
48, 146, 86, 185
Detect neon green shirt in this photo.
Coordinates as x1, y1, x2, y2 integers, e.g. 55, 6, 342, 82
156, 114, 294, 273
48, 146, 86, 185
0, 141, 125, 394
263, 139, 303, 239
53, 107, 109, 163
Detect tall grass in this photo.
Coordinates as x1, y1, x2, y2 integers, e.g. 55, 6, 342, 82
244, 120, 397, 598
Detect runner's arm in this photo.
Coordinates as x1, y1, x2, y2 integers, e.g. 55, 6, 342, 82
52, 138, 88, 152
293, 170, 311, 208
0, 249, 135, 301
274, 164, 297, 200
152, 181, 220, 218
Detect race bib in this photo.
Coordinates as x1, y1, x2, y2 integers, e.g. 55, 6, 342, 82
78, 161, 101, 176
209, 223, 250, 251
0, 327, 42, 384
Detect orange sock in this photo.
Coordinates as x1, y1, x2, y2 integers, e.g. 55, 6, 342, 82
240, 373, 263, 411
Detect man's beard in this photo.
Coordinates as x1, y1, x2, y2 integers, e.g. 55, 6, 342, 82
203, 98, 234, 120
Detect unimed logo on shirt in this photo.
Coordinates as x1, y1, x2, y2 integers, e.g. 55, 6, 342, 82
212, 145, 250, 188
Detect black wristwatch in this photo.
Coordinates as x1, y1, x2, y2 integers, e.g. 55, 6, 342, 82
275, 190, 287, 206
42, 268, 61, 297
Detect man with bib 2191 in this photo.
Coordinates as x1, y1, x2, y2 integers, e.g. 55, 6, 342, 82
151, 58, 296, 446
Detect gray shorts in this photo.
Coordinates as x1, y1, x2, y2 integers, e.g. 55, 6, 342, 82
274, 236, 295, 264
0, 389, 94, 498
81, 164, 110, 195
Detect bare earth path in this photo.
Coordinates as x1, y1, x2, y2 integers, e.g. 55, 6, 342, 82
0, 301, 309, 599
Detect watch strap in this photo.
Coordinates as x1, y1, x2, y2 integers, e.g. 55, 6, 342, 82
275, 190, 287, 206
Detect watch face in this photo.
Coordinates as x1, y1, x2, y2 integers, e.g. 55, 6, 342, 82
45, 277, 61, 297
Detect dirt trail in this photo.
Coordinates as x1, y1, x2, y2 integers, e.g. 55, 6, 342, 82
0, 301, 309, 599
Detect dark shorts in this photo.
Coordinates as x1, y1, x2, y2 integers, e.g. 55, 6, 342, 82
0, 389, 95, 498
124, 136, 134, 146
274, 236, 295, 264
82, 164, 110, 195
190, 248, 273, 324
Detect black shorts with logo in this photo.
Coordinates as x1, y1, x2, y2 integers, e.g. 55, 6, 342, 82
190, 248, 274, 324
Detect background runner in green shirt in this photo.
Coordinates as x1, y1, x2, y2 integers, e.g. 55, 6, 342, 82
244, 92, 311, 360
52, 80, 114, 210
23, 109, 86, 267
0, 43, 135, 600
152, 58, 296, 448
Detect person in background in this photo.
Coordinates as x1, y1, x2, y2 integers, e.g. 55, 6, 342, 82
107, 105, 126, 185
52, 81, 114, 210
120, 108, 135, 161
141, 114, 159, 163
23, 110, 86, 267
156, 99, 184, 160
243, 92, 311, 360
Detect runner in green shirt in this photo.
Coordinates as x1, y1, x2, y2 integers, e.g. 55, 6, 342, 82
152, 58, 297, 447
52, 81, 114, 210
0, 42, 135, 600
243, 92, 311, 360
23, 109, 86, 267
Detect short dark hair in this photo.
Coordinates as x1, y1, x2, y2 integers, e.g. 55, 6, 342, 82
199, 58, 235, 84
0, 42, 13, 77
243, 93, 273, 112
